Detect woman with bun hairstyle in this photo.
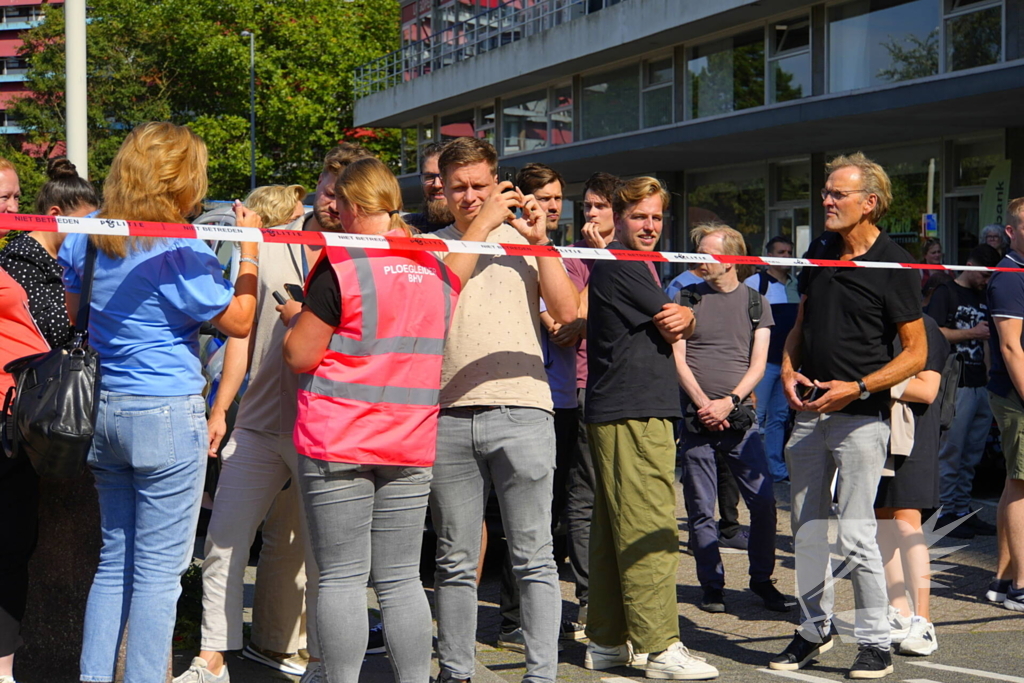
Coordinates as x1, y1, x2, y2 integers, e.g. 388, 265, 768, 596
0, 157, 98, 349
57, 122, 262, 683
281, 157, 461, 683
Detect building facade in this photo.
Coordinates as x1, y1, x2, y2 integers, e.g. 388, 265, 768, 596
356, 0, 1022, 263
0, 0, 48, 136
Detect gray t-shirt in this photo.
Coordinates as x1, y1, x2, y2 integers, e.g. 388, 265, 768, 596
676, 281, 773, 401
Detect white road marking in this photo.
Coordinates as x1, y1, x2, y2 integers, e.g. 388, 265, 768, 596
759, 668, 838, 683
909, 662, 1024, 683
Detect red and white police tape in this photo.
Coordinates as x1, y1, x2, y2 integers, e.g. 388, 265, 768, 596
2, 212, 1008, 272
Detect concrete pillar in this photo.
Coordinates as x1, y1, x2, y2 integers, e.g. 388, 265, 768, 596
65, 0, 88, 177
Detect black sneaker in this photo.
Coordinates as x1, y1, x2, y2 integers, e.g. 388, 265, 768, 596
367, 622, 386, 655
965, 511, 997, 536
750, 579, 791, 612
936, 513, 975, 539
769, 630, 834, 671
718, 530, 749, 554
437, 671, 470, 683
699, 588, 726, 613
986, 578, 1012, 603
848, 644, 893, 679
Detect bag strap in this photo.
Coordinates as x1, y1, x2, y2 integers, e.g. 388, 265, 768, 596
747, 284, 762, 328
73, 239, 98, 343
758, 271, 770, 295
675, 283, 701, 309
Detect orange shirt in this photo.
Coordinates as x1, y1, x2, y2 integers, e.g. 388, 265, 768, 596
0, 266, 49, 397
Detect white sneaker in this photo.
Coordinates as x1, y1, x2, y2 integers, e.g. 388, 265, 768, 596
585, 641, 647, 670
172, 657, 230, 683
300, 661, 324, 683
0, 675, 18, 683
645, 641, 719, 680
898, 617, 937, 656
886, 605, 913, 644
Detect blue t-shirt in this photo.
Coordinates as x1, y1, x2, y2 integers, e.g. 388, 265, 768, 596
59, 234, 234, 396
987, 250, 1024, 398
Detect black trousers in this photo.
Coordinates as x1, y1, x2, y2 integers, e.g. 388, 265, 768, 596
499, 406, 585, 632
0, 455, 40, 656
716, 450, 742, 539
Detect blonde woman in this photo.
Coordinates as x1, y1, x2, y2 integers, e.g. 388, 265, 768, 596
282, 158, 461, 683
244, 184, 307, 228
57, 122, 262, 683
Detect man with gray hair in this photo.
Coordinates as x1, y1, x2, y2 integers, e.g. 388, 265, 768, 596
675, 223, 784, 616
771, 152, 926, 679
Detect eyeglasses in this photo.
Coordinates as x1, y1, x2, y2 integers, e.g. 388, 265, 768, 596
420, 173, 442, 185
821, 188, 868, 202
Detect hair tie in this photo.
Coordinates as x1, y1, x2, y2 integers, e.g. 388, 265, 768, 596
388, 210, 399, 216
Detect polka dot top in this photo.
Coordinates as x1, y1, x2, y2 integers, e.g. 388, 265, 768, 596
0, 231, 72, 349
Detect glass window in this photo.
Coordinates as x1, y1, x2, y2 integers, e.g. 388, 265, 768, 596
844, 143, 941, 251
550, 84, 573, 145
769, 18, 811, 103
440, 110, 476, 141
954, 135, 1003, 187
687, 165, 766, 253
687, 29, 765, 119
477, 105, 496, 146
828, 0, 940, 92
582, 64, 639, 139
946, 5, 1001, 72
774, 162, 811, 202
503, 90, 548, 154
642, 58, 673, 128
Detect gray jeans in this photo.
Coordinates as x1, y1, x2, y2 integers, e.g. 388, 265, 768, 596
786, 412, 891, 648
938, 385, 992, 516
430, 406, 560, 683
297, 456, 432, 683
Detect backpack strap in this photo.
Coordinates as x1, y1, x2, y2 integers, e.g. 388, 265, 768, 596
747, 284, 762, 328
675, 283, 702, 309
758, 270, 770, 296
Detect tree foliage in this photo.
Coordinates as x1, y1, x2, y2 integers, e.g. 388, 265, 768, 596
12, 0, 400, 200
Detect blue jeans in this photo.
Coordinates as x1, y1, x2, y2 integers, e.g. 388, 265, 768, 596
297, 457, 432, 683
430, 406, 560, 683
938, 386, 992, 516
80, 392, 208, 683
754, 362, 789, 481
679, 423, 777, 590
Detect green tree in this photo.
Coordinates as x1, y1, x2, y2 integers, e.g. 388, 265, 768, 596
12, 0, 400, 200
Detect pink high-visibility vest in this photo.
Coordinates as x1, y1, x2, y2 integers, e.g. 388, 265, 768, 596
293, 236, 459, 467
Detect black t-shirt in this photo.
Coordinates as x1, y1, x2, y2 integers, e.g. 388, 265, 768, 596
585, 241, 680, 423
925, 279, 988, 388
798, 230, 923, 416
304, 255, 341, 327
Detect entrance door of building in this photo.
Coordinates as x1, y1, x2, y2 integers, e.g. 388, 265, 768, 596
950, 194, 980, 266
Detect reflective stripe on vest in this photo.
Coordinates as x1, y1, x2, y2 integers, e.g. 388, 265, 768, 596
298, 373, 440, 406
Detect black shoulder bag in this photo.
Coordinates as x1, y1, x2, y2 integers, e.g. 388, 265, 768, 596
2, 239, 101, 478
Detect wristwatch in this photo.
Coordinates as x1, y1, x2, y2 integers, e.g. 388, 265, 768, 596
728, 393, 741, 406
857, 379, 870, 400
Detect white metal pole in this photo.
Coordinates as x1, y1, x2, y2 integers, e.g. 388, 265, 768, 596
65, 0, 88, 178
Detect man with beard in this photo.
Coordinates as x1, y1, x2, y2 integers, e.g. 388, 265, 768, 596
405, 142, 455, 233
583, 177, 718, 680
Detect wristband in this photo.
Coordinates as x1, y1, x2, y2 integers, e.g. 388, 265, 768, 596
239, 257, 259, 267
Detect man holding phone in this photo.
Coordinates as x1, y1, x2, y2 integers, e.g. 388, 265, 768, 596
771, 153, 925, 680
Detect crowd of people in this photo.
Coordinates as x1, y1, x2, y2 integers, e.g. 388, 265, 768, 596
0, 122, 1020, 683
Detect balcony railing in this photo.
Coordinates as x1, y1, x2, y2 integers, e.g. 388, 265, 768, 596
354, 0, 587, 99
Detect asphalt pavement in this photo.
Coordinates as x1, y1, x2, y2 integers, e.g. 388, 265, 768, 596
173, 481, 1023, 683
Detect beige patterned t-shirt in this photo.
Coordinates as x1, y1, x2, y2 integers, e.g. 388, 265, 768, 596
430, 223, 553, 411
